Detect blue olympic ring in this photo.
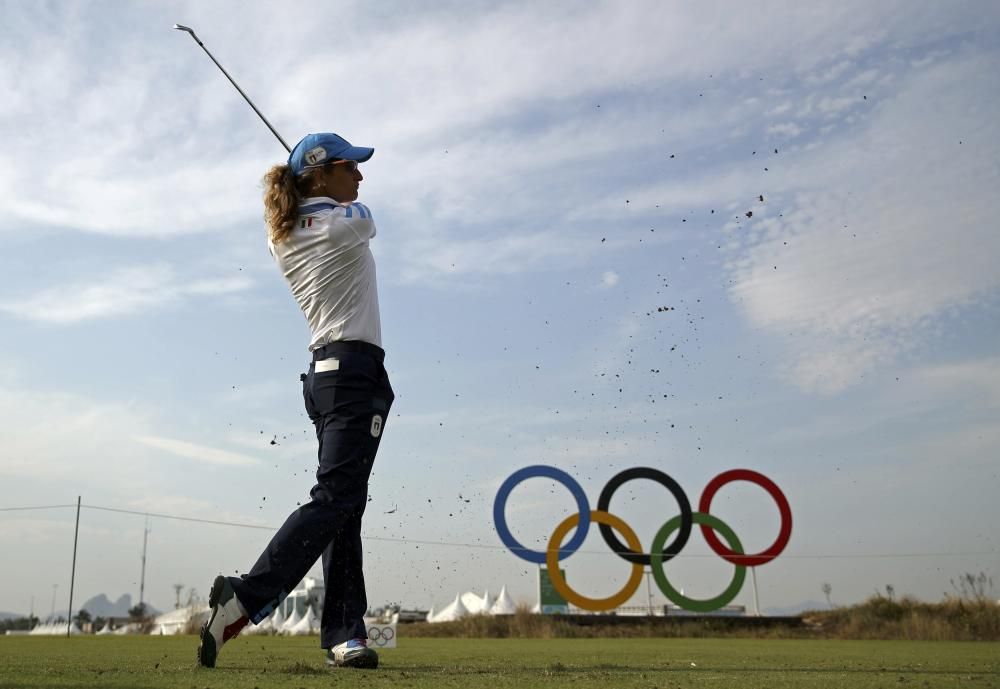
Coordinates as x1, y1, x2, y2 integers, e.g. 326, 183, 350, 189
492, 465, 591, 564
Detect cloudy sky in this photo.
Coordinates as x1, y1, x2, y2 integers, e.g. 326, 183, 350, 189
1, 0, 998, 618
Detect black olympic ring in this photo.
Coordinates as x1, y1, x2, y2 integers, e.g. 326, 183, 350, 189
596, 467, 692, 566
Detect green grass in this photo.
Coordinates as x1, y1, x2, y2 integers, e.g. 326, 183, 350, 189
0, 636, 997, 689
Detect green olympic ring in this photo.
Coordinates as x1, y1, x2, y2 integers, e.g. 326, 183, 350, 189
650, 511, 746, 612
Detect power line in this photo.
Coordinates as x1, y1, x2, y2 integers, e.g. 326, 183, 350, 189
82, 504, 275, 531
2, 501, 998, 561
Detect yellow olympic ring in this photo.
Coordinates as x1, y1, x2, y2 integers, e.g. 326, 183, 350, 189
545, 510, 645, 611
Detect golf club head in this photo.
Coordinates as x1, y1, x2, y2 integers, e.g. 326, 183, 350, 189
173, 24, 202, 43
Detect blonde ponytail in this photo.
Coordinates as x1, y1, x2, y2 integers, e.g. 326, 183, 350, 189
262, 164, 328, 243
262, 164, 299, 244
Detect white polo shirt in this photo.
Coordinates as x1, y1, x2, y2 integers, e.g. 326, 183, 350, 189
268, 196, 382, 351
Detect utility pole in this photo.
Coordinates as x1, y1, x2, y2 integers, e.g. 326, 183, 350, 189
139, 517, 151, 613
645, 569, 654, 616
750, 568, 761, 617
67, 496, 81, 637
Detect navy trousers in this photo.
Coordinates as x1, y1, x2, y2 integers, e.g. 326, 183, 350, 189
231, 341, 393, 648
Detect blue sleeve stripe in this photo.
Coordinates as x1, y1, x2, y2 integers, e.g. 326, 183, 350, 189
299, 202, 338, 215
297, 201, 372, 220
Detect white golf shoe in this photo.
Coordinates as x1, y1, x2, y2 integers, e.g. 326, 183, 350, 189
326, 637, 379, 669
197, 575, 249, 668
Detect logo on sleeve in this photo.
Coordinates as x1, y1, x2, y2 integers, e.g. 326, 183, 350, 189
370, 415, 383, 438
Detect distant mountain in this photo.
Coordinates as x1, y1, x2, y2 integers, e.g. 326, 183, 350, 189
764, 599, 831, 616
79, 594, 159, 618
0, 611, 25, 621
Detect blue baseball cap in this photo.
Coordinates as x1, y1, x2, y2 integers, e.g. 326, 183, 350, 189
288, 133, 374, 177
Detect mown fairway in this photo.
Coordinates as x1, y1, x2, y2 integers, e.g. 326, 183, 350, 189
0, 636, 997, 689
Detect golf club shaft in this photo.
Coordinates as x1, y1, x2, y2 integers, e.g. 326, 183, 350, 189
173, 24, 291, 152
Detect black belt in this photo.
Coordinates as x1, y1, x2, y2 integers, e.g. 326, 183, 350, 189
312, 340, 385, 363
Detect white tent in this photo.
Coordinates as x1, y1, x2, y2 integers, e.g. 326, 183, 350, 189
151, 623, 181, 636
428, 593, 470, 623
454, 588, 496, 615
288, 605, 319, 635
280, 604, 303, 634
29, 622, 82, 636
460, 591, 486, 614
271, 604, 285, 630
150, 604, 204, 635
481, 589, 496, 614
489, 585, 517, 615
96, 620, 114, 635
28, 623, 53, 635
427, 585, 518, 622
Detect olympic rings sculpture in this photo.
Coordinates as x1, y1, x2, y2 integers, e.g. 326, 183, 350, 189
493, 465, 792, 613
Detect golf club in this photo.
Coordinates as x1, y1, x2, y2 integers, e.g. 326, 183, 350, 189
173, 24, 291, 152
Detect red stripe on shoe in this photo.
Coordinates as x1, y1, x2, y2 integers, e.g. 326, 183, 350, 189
222, 617, 248, 642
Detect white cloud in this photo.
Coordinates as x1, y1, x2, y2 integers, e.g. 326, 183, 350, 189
0, 264, 252, 324
727, 52, 1000, 393
600, 271, 620, 289
3, 0, 979, 243
804, 58, 857, 85
133, 435, 261, 467
767, 122, 804, 139
783, 344, 887, 396
394, 230, 601, 284
845, 68, 882, 88
816, 96, 859, 116
913, 357, 1000, 409
0, 385, 151, 484
913, 420, 1000, 466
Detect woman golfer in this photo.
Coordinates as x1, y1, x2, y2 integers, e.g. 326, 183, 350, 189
198, 132, 394, 670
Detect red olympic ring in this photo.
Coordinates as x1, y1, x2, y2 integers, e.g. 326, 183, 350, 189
698, 468, 792, 567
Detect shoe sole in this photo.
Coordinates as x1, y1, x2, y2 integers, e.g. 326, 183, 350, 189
196, 575, 227, 668
327, 650, 379, 669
